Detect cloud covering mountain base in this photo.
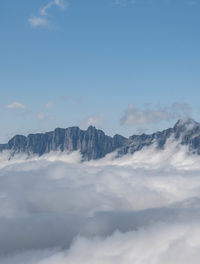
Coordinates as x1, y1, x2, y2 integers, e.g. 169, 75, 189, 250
1, 142, 200, 263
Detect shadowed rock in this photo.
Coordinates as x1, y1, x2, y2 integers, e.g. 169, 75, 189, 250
1, 118, 200, 160
0, 126, 128, 160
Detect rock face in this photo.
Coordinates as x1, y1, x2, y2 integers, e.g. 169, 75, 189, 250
0, 126, 128, 160
118, 118, 200, 156
1, 118, 200, 160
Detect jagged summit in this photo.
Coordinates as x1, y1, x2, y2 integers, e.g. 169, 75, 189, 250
1, 119, 200, 160
0, 126, 128, 160
174, 118, 199, 130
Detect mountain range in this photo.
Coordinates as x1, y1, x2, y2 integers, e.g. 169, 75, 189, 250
1, 118, 200, 160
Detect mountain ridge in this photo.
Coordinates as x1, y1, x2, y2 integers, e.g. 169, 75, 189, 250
1, 118, 200, 160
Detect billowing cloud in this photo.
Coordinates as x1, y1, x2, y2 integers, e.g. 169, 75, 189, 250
1, 140, 200, 262
120, 102, 191, 126
29, 0, 68, 27
5, 101, 26, 110
2, 222, 200, 264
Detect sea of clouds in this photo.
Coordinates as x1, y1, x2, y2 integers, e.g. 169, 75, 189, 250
1, 140, 200, 263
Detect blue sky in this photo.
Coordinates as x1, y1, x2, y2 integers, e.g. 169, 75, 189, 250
0, 0, 200, 141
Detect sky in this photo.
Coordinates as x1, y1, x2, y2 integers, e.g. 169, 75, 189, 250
1, 0, 200, 142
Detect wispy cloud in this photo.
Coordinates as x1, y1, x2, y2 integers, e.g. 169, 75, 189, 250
120, 102, 191, 126
45, 101, 54, 109
5, 102, 26, 110
28, 17, 48, 27
40, 0, 66, 16
37, 112, 55, 121
81, 115, 105, 129
29, 0, 68, 28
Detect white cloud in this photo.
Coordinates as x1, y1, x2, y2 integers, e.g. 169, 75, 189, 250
40, 0, 66, 16
29, 17, 48, 27
87, 115, 105, 127
3, 223, 200, 264
120, 102, 191, 126
84, 115, 105, 128
1, 141, 200, 262
5, 101, 26, 110
29, 0, 68, 27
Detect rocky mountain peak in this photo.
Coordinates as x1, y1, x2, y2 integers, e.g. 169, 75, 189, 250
1, 119, 200, 160
174, 118, 199, 130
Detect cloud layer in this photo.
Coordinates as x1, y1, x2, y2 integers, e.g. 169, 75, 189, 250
1, 141, 200, 263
